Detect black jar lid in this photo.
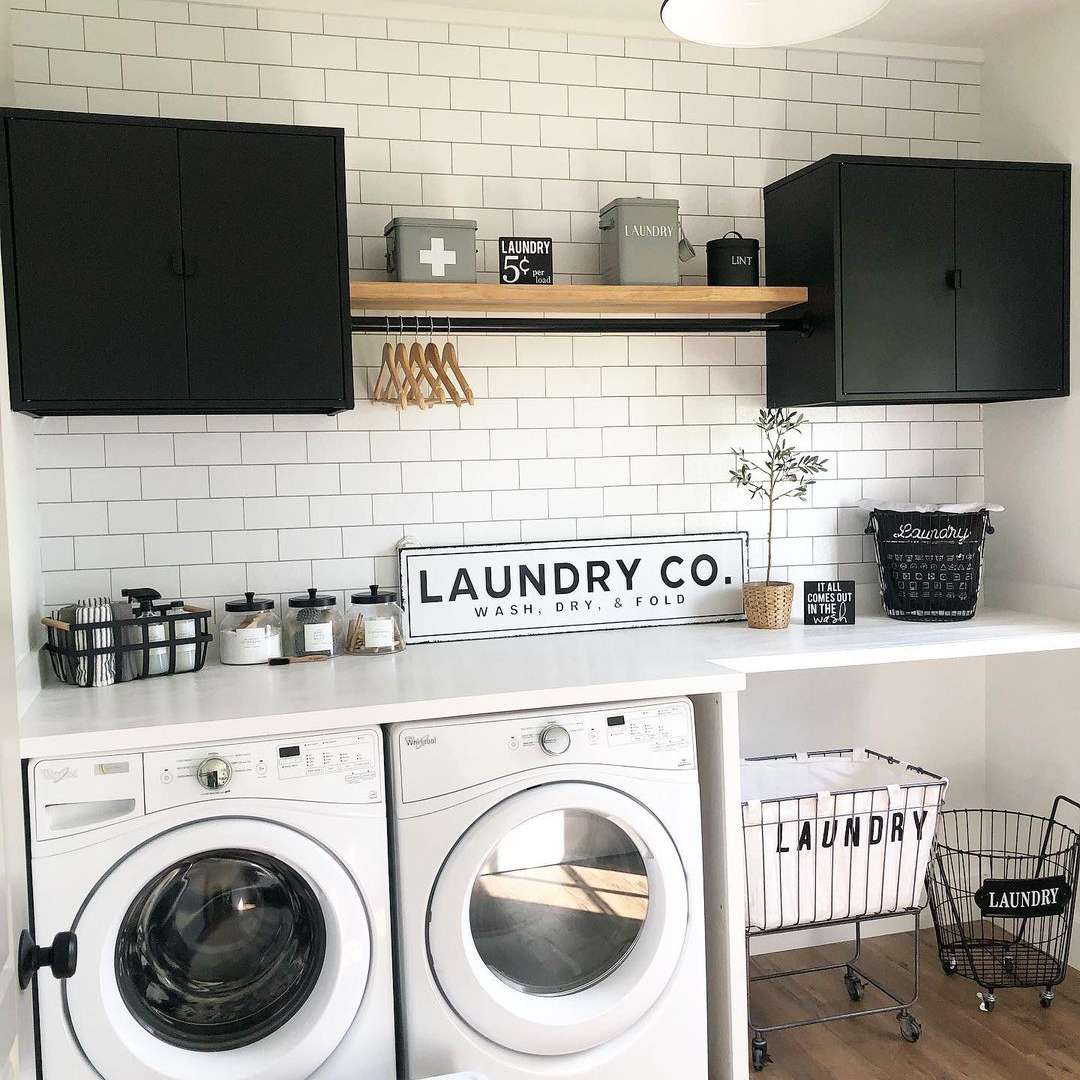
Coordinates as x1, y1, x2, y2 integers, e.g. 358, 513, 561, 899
351, 584, 397, 605
288, 587, 337, 609
225, 591, 274, 613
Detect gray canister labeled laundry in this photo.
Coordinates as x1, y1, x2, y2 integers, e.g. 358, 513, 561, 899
707, 231, 760, 286
384, 217, 478, 283
599, 197, 681, 285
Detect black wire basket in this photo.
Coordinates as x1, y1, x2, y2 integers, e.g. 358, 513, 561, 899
43, 605, 213, 687
927, 799, 1080, 1012
865, 508, 995, 622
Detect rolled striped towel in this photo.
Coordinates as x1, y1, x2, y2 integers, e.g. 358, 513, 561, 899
73, 596, 115, 687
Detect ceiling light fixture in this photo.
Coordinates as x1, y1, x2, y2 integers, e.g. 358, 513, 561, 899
659, 0, 892, 49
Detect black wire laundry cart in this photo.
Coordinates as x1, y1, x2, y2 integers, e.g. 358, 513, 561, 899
927, 797, 1080, 1013
742, 749, 948, 1072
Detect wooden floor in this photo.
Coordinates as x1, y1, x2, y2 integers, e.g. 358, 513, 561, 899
748, 929, 1080, 1078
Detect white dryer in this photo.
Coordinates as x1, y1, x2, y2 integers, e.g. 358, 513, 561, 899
388, 699, 706, 1080
28, 726, 396, 1080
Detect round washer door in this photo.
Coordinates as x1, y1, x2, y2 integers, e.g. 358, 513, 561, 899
65, 817, 371, 1080
427, 781, 689, 1056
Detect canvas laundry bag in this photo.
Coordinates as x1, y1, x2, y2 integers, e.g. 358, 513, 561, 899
741, 750, 948, 931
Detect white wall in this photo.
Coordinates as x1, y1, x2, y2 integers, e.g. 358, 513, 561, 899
740, 660, 987, 806
10, 4, 985, 627
981, 6, 1080, 964
981, 6, 1080, 816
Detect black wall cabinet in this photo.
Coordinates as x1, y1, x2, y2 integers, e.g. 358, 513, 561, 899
1, 110, 353, 416
765, 155, 1070, 407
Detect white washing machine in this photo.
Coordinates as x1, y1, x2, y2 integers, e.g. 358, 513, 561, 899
27, 726, 396, 1080
388, 698, 707, 1080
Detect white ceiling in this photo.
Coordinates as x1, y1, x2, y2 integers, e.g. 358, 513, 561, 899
374, 0, 1067, 49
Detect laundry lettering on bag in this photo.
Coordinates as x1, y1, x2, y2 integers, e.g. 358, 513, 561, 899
869, 816, 884, 845
772, 807, 931, 854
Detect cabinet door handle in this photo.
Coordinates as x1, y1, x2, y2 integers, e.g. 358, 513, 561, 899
169, 250, 197, 278
947, 268, 963, 290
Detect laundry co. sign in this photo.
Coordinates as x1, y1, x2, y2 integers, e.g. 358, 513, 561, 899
399, 533, 749, 643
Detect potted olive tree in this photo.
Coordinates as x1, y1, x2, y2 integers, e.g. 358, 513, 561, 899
731, 409, 828, 630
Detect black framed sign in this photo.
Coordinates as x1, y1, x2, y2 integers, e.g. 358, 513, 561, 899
975, 876, 1072, 919
498, 237, 553, 285
399, 532, 749, 643
803, 580, 856, 625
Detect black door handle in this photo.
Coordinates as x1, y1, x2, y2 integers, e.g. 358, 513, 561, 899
947, 268, 963, 290
18, 929, 77, 989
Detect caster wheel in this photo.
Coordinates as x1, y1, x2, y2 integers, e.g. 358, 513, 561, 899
1041, 989, 1056, 1009
978, 992, 997, 1014
751, 1035, 770, 1072
844, 970, 866, 1002
942, 954, 958, 976
899, 1013, 922, 1044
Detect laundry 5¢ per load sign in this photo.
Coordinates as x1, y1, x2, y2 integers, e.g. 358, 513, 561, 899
398, 533, 749, 643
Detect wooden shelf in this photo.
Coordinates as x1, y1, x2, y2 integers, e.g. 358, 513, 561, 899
350, 281, 808, 316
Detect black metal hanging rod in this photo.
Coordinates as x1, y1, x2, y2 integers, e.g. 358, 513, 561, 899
351, 315, 813, 337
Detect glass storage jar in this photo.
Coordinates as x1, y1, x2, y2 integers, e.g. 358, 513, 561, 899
219, 592, 282, 665
285, 588, 344, 657
346, 586, 405, 656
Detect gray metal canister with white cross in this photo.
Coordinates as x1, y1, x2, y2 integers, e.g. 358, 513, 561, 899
384, 217, 478, 282
598, 197, 681, 285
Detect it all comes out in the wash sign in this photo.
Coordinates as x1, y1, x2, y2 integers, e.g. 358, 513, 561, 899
803, 580, 856, 625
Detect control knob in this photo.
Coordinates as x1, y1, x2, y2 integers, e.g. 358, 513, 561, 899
539, 724, 571, 756
196, 756, 232, 791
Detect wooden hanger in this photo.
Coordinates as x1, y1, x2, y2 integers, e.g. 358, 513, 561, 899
442, 333, 474, 406
371, 339, 394, 402
371, 316, 474, 409
426, 340, 459, 405
394, 340, 426, 409
410, 339, 442, 405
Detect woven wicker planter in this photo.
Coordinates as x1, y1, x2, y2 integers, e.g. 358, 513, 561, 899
744, 582, 794, 630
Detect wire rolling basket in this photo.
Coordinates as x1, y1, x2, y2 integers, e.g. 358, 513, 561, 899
742, 749, 948, 1071
927, 798, 1080, 1013
865, 507, 995, 622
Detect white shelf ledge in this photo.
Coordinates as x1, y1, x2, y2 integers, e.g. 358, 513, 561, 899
19, 609, 1080, 759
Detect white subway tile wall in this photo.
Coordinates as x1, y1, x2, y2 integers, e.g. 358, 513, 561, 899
15, 5, 985, 615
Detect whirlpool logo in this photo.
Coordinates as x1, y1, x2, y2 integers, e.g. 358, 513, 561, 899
41, 765, 77, 783
403, 734, 438, 750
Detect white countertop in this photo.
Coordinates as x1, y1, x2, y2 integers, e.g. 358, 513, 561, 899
20, 609, 1080, 759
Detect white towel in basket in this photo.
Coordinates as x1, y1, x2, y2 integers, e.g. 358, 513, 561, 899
742, 752, 947, 932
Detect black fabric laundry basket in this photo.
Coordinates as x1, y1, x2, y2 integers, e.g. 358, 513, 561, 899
865, 508, 995, 622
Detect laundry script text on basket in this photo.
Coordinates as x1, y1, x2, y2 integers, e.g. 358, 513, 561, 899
890, 522, 972, 544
